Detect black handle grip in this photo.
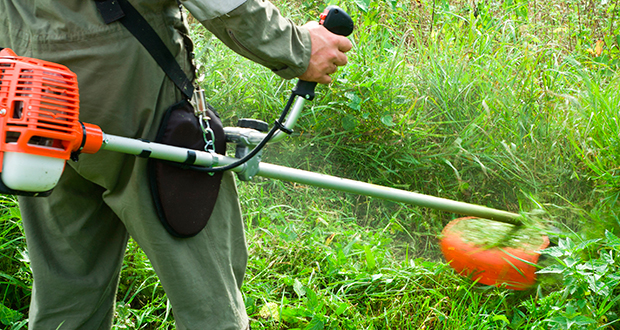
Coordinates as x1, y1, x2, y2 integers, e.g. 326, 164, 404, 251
320, 5, 354, 37
293, 6, 354, 100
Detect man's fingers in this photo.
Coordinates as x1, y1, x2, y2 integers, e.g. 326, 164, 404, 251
333, 52, 348, 67
324, 64, 337, 75
331, 64, 338, 74
337, 36, 353, 52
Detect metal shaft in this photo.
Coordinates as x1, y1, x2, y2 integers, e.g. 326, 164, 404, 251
101, 134, 523, 225
256, 163, 523, 225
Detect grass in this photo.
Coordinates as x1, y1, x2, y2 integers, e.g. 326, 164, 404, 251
2, 0, 620, 329
0, 196, 28, 329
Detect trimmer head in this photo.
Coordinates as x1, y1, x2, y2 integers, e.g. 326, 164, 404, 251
440, 217, 549, 290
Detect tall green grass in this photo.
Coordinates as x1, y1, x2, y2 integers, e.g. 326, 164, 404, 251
2, 0, 620, 328
0, 196, 28, 329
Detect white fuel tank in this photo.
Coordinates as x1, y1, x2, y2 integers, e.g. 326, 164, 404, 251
1, 151, 65, 192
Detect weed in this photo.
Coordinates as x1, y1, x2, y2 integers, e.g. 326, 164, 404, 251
527, 232, 620, 329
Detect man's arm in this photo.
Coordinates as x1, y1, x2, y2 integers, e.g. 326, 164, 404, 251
182, 0, 352, 83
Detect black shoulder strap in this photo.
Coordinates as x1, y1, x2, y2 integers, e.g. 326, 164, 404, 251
95, 0, 194, 99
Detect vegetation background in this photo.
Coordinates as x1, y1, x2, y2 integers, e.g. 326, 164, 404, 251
2, 0, 620, 328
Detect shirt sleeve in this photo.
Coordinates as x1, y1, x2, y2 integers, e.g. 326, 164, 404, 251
182, 0, 311, 80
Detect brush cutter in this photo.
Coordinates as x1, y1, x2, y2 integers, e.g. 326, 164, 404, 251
0, 7, 548, 290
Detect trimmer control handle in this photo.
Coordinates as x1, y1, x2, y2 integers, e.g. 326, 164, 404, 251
319, 5, 355, 36
293, 6, 354, 100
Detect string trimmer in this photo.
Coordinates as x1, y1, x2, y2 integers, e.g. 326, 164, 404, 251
0, 7, 548, 290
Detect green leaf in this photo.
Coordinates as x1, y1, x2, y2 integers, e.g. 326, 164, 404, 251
306, 287, 319, 311
0, 303, 24, 326
564, 257, 579, 268
294, 279, 306, 297
605, 230, 620, 249
345, 92, 362, 111
8, 206, 20, 219
352, 0, 370, 12
536, 264, 565, 274
591, 259, 609, 274
572, 315, 596, 326
587, 275, 609, 295
547, 315, 569, 327
541, 246, 565, 258
335, 303, 348, 316
574, 239, 601, 252
546, 313, 595, 329
304, 316, 325, 330
575, 299, 587, 310
342, 114, 358, 131
364, 245, 376, 270
381, 115, 395, 127
558, 237, 575, 251
600, 250, 614, 264
492, 314, 510, 324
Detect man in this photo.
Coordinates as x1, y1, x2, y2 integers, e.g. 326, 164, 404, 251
0, 0, 352, 329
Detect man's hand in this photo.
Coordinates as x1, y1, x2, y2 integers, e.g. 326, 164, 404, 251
298, 21, 353, 84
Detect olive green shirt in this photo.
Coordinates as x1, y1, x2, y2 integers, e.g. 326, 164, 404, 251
0, 0, 311, 189
0, 1, 310, 329
0, 0, 311, 79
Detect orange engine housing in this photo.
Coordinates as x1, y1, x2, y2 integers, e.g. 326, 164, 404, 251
0, 49, 103, 194
0, 49, 82, 164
